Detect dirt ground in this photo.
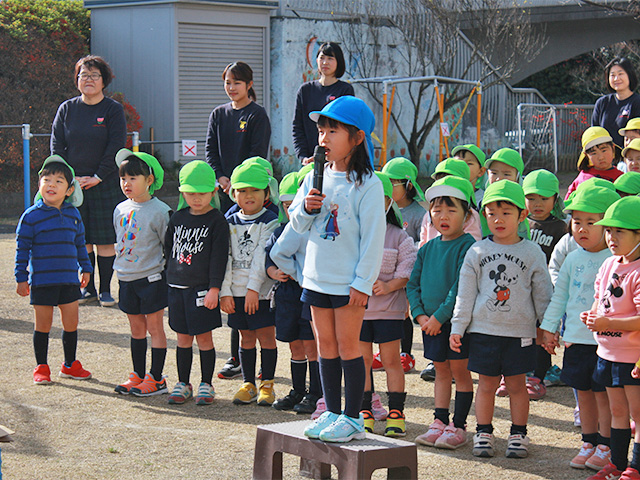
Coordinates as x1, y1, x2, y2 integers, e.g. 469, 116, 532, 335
0, 226, 609, 480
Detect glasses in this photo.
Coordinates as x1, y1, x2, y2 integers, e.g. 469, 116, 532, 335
78, 73, 102, 81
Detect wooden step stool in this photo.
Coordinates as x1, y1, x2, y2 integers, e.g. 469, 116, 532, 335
252, 419, 417, 480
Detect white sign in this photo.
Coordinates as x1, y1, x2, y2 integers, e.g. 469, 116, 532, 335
440, 122, 450, 137
182, 140, 197, 157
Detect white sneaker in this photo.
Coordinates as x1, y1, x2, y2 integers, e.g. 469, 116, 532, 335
472, 432, 495, 457
506, 433, 530, 458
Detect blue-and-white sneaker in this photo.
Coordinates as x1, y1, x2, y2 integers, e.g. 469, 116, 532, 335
304, 411, 339, 439
319, 413, 366, 443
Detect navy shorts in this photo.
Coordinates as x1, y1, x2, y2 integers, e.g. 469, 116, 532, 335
561, 344, 605, 392
360, 319, 404, 344
301, 289, 350, 309
30, 284, 81, 306
593, 356, 640, 388
423, 322, 469, 362
274, 282, 314, 342
118, 272, 168, 315
168, 286, 222, 336
227, 297, 275, 331
467, 333, 536, 377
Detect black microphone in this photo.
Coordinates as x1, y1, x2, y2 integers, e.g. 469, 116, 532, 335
311, 146, 326, 214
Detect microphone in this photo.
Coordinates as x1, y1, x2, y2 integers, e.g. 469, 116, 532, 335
311, 146, 326, 214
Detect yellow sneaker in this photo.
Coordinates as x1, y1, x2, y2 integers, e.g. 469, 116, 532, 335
233, 382, 258, 405
257, 380, 276, 406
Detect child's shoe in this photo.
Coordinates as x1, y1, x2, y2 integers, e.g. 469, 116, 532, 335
543, 365, 563, 386
371, 352, 384, 371
505, 433, 530, 458
620, 468, 640, 479
361, 410, 374, 433
311, 396, 326, 419
78, 288, 97, 304
420, 362, 436, 381
415, 418, 446, 446
167, 382, 193, 404
384, 409, 406, 437
257, 380, 276, 406
114, 372, 143, 394
98, 292, 116, 307
434, 423, 467, 449
233, 382, 258, 404
59, 360, 92, 380
304, 411, 339, 439
217, 357, 242, 379
574, 406, 582, 427
294, 393, 321, 414
526, 376, 547, 400
472, 432, 495, 457
272, 389, 304, 411
495, 376, 509, 397
319, 413, 366, 443
586, 463, 622, 480
129, 373, 168, 397
371, 392, 388, 420
195, 382, 215, 405
570, 442, 595, 469
400, 353, 415, 373
33, 364, 52, 385
586, 444, 612, 471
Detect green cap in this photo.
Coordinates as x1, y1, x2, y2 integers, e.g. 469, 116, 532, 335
564, 185, 620, 214
481, 179, 526, 210
426, 175, 474, 206
486, 148, 524, 175
432, 158, 470, 180
452, 144, 486, 167
279, 172, 300, 201
230, 162, 278, 205
375, 171, 393, 198
298, 162, 314, 184
177, 160, 220, 211
242, 156, 273, 176
382, 157, 425, 201
115, 148, 164, 195
564, 177, 617, 208
595, 196, 640, 229
522, 169, 559, 197
36, 155, 83, 207
614, 171, 640, 195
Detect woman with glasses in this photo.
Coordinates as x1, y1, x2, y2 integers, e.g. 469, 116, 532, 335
51, 55, 127, 307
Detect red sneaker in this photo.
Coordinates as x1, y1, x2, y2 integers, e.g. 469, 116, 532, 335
526, 376, 547, 400
372, 352, 384, 371
621, 468, 640, 480
400, 353, 415, 373
33, 364, 52, 385
59, 360, 92, 380
586, 463, 623, 480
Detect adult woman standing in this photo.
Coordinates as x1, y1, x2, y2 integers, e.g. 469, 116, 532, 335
292, 42, 354, 165
51, 55, 126, 306
592, 57, 640, 148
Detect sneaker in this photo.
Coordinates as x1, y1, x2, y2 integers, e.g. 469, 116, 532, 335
415, 419, 447, 446
361, 410, 374, 433
586, 445, 613, 471
33, 364, 52, 385
435, 423, 467, 449
574, 406, 582, 427
98, 292, 116, 307
472, 432, 495, 457
59, 360, 92, 380
217, 357, 242, 379
304, 411, 339, 439
129, 373, 168, 397
233, 382, 258, 404
167, 382, 193, 404
585, 463, 622, 480
114, 372, 143, 394
372, 352, 384, 371
506, 433, 530, 458
384, 409, 406, 437
543, 365, 563, 387
257, 380, 276, 406
400, 353, 415, 373
496, 376, 509, 397
195, 382, 215, 405
420, 362, 436, 381
621, 468, 640, 480
526, 376, 547, 400
273, 389, 304, 411
570, 442, 595, 469
294, 394, 321, 414
311, 396, 327, 420
371, 392, 388, 420
319, 413, 366, 443
78, 288, 97, 304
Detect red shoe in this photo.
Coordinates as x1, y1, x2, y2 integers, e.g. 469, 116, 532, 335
33, 364, 52, 385
372, 352, 384, 371
400, 353, 415, 373
621, 468, 640, 480
586, 463, 622, 480
59, 360, 92, 380
526, 376, 547, 400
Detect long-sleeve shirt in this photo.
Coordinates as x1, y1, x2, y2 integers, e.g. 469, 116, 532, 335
565, 167, 623, 200
528, 215, 568, 263
268, 223, 309, 284
400, 200, 426, 244
548, 233, 579, 286
450, 237, 553, 339
51, 96, 126, 181
592, 92, 640, 147
15, 200, 93, 287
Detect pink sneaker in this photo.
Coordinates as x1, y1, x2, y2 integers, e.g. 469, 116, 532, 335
415, 418, 446, 446
585, 462, 622, 480
586, 444, 612, 471
496, 376, 508, 397
570, 442, 595, 469
621, 468, 640, 480
372, 352, 384, 371
311, 397, 326, 420
371, 392, 388, 420
434, 423, 467, 449
526, 376, 547, 400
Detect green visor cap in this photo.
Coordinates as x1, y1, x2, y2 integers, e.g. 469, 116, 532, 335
36, 155, 83, 207
564, 185, 620, 214
595, 196, 640, 229
426, 175, 474, 206
382, 157, 425, 201
298, 162, 314, 184
115, 149, 164, 195
451, 144, 486, 167
375, 171, 393, 198
481, 179, 526, 210
523, 169, 559, 197
614, 171, 640, 195
432, 158, 470, 180
230, 162, 271, 190
242, 156, 273, 176
486, 148, 524, 175
279, 171, 300, 201
564, 177, 616, 208
178, 160, 216, 193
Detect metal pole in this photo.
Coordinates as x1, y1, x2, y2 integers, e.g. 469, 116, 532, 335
517, 104, 523, 161
132, 131, 140, 152
476, 85, 482, 147
552, 106, 558, 173
22, 124, 31, 210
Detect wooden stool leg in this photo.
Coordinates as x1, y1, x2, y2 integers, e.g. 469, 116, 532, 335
253, 429, 284, 480
388, 465, 413, 479
299, 458, 331, 479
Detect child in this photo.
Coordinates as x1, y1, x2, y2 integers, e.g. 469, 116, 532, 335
452, 144, 487, 207
164, 161, 230, 405
409, 176, 476, 449
220, 162, 280, 406
450, 180, 553, 458
432, 158, 470, 181
267, 172, 322, 414
113, 149, 172, 396
614, 171, 640, 197
289, 95, 386, 442
485, 148, 523, 184
16, 155, 93, 384
566, 126, 623, 200
619, 118, 640, 148
622, 139, 640, 174
359, 172, 417, 437
540, 184, 620, 472
583, 196, 640, 480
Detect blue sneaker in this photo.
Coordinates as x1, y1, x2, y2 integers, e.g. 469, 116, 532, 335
319, 413, 366, 443
99, 292, 116, 307
304, 411, 339, 439
544, 365, 563, 387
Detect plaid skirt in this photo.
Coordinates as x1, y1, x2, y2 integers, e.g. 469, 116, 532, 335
78, 176, 124, 245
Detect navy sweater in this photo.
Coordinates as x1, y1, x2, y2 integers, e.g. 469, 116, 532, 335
15, 200, 93, 287
592, 92, 640, 147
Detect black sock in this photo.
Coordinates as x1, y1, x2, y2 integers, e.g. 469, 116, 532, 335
291, 359, 307, 394
260, 348, 277, 381
434, 408, 450, 425
388, 391, 407, 413
361, 390, 373, 412
401, 317, 413, 355
452, 391, 474, 429
85, 252, 96, 294
33, 331, 49, 365
308, 360, 322, 396
61, 330, 78, 367
319, 357, 342, 414
240, 347, 257, 385
533, 345, 551, 380
230, 328, 240, 362
370, 368, 375, 393
583, 432, 598, 445
598, 434, 611, 447
131, 337, 147, 378
631, 443, 640, 471
96, 255, 115, 294
150, 347, 166, 381
177, 347, 192, 384
510, 424, 528, 436
200, 348, 216, 385
476, 423, 493, 434
342, 357, 365, 419
611, 428, 632, 471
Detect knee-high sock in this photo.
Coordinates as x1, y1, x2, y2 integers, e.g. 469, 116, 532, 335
34, 331, 49, 365
96, 255, 115, 294
240, 347, 257, 385
319, 357, 342, 414
62, 330, 78, 367
177, 347, 192, 384
342, 357, 365, 419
